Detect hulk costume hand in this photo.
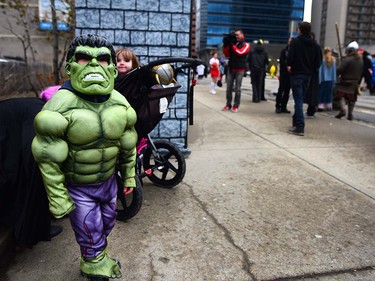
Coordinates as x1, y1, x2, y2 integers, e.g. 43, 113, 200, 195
123, 187, 134, 195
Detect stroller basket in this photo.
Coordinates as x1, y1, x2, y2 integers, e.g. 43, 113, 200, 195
135, 82, 181, 138
114, 57, 202, 138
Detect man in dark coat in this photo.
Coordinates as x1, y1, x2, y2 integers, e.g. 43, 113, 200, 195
248, 39, 269, 103
287, 22, 322, 136
275, 37, 293, 113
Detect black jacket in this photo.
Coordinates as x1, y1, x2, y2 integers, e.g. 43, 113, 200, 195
248, 44, 269, 73
287, 34, 322, 76
279, 45, 289, 74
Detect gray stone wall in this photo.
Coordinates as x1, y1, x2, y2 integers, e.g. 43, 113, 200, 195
75, 0, 192, 148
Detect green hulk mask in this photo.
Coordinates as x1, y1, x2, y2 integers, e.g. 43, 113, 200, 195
65, 41, 118, 96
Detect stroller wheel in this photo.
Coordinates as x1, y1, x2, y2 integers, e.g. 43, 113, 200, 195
143, 140, 186, 188
116, 174, 143, 221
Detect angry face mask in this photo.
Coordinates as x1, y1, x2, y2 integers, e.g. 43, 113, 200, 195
66, 46, 118, 96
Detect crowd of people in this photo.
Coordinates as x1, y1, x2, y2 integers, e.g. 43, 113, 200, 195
202, 22, 373, 136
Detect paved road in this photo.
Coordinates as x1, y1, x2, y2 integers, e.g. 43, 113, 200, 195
1, 77, 375, 281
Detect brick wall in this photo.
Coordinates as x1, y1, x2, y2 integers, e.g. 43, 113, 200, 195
75, 0, 192, 149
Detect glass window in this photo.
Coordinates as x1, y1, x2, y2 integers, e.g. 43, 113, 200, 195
202, 0, 304, 47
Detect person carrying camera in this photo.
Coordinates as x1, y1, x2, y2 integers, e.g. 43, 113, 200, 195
222, 29, 250, 113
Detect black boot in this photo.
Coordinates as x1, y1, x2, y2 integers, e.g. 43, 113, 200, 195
335, 98, 346, 119
347, 101, 355, 120
335, 111, 346, 119
288, 127, 304, 136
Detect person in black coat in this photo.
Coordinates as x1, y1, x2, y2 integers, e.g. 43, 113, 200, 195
0, 98, 62, 248
248, 39, 269, 103
275, 37, 293, 113
287, 22, 322, 136
304, 32, 322, 117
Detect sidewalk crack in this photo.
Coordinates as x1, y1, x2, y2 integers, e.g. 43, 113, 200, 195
186, 183, 258, 281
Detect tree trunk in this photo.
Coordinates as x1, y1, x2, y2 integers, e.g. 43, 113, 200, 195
51, 0, 60, 85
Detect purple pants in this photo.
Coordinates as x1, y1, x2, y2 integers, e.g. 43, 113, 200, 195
67, 175, 117, 258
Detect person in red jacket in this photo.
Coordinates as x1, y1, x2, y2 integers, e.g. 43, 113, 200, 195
222, 29, 250, 113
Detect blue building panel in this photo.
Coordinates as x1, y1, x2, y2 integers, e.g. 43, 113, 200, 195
199, 0, 305, 50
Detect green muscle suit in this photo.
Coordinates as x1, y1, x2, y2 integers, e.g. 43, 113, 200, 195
32, 34, 137, 280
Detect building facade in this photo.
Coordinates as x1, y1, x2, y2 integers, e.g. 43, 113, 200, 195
196, 0, 305, 60
312, 0, 375, 55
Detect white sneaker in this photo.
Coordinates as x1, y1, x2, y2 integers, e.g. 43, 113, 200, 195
210, 91, 216, 95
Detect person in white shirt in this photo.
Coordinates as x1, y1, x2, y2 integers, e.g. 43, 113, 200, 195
196, 63, 205, 80
209, 51, 220, 94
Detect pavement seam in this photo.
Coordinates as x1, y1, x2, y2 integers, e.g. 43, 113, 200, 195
185, 182, 258, 281
262, 265, 375, 281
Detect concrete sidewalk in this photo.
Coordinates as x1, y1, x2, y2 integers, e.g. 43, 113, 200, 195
187, 79, 375, 280
1, 77, 375, 281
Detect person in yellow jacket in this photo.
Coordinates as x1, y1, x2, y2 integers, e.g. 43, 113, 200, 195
270, 64, 276, 78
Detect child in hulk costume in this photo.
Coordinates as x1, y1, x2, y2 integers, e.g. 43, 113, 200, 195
32, 34, 137, 280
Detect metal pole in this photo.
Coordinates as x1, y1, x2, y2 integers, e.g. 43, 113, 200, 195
335, 22, 343, 61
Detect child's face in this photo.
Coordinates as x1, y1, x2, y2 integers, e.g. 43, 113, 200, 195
116, 53, 133, 74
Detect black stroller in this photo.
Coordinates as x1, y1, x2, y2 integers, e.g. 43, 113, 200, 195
115, 57, 202, 221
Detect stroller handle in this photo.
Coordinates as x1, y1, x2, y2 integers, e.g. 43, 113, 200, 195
144, 57, 204, 69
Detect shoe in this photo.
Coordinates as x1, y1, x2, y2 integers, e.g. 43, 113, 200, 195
210, 91, 216, 95
281, 108, 291, 113
222, 105, 231, 111
261, 98, 267, 101
287, 127, 304, 136
50, 225, 63, 238
335, 111, 346, 119
231, 106, 239, 113
253, 100, 260, 103
317, 108, 324, 112
275, 107, 282, 113
304, 112, 315, 118
348, 114, 353, 121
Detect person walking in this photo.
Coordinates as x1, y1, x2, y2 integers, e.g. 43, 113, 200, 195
275, 37, 293, 113
222, 29, 250, 113
209, 51, 220, 94
335, 41, 363, 121
248, 39, 268, 103
318, 47, 336, 111
287, 21, 322, 136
